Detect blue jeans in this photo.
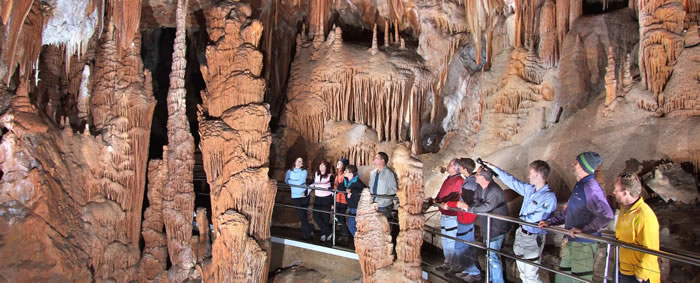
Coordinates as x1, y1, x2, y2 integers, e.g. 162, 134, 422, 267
456, 223, 480, 275
440, 215, 459, 266
488, 234, 506, 283
347, 208, 357, 236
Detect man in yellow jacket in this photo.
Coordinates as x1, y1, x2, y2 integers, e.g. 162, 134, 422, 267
612, 173, 660, 283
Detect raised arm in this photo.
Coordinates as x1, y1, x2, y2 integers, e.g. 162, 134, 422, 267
491, 165, 533, 196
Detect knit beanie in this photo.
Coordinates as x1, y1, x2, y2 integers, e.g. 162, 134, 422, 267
576, 152, 602, 174
339, 157, 349, 167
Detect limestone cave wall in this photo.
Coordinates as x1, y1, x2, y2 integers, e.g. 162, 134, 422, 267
0, 0, 698, 282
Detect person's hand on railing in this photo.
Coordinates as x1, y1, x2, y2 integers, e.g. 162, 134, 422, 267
440, 203, 449, 210
538, 220, 549, 228
567, 227, 582, 238
456, 200, 469, 210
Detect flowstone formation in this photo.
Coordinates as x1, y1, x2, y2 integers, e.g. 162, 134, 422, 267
196, 1, 277, 282
282, 24, 433, 167
0, 1, 154, 281
354, 145, 424, 282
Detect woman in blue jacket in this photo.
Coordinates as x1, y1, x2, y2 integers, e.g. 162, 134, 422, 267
286, 157, 312, 239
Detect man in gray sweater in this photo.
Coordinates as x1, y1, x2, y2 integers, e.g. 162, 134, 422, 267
369, 152, 398, 220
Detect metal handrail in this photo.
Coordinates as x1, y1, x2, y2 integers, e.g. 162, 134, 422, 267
270, 182, 700, 282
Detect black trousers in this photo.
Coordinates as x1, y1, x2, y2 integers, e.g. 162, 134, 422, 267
292, 197, 312, 238
313, 195, 333, 237
335, 203, 350, 236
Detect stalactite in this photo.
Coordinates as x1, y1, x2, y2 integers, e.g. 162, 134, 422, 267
557, 0, 570, 57
605, 47, 617, 106
384, 20, 390, 47
287, 68, 430, 146
638, 0, 685, 105
569, 0, 582, 28
3, 0, 42, 84
538, 0, 558, 68
464, 0, 502, 68
394, 19, 400, 45
198, 2, 276, 282
111, 0, 142, 52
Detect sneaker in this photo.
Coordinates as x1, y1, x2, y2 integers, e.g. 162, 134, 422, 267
436, 263, 451, 272
320, 235, 327, 241
461, 274, 482, 282
448, 266, 463, 273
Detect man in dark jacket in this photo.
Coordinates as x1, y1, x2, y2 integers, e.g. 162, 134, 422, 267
340, 165, 366, 237
539, 152, 613, 282
457, 166, 510, 283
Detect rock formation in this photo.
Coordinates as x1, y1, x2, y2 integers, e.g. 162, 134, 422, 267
143, 0, 199, 281
638, 0, 686, 103
354, 145, 424, 282
605, 47, 617, 106
196, 1, 277, 282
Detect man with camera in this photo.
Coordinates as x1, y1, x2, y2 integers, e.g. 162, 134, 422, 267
454, 163, 510, 283
484, 160, 557, 283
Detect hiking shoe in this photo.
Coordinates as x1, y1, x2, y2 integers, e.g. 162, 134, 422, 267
320, 235, 327, 241
435, 263, 451, 272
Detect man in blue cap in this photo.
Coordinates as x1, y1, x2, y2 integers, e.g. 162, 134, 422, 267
539, 152, 613, 282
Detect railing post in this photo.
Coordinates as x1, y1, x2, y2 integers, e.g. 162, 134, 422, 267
485, 215, 491, 282
615, 245, 620, 283
332, 187, 337, 246
603, 242, 611, 283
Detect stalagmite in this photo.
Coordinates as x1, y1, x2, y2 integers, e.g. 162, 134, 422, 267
77, 64, 91, 121
195, 207, 212, 262
370, 24, 379, 55
332, 26, 342, 51
400, 37, 406, 49
354, 145, 424, 282
89, 6, 156, 281
638, 0, 686, 104
137, 160, 168, 282
391, 145, 424, 281
355, 188, 395, 283
605, 47, 617, 106
198, 2, 276, 282
160, 0, 198, 280
621, 53, 633, 95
